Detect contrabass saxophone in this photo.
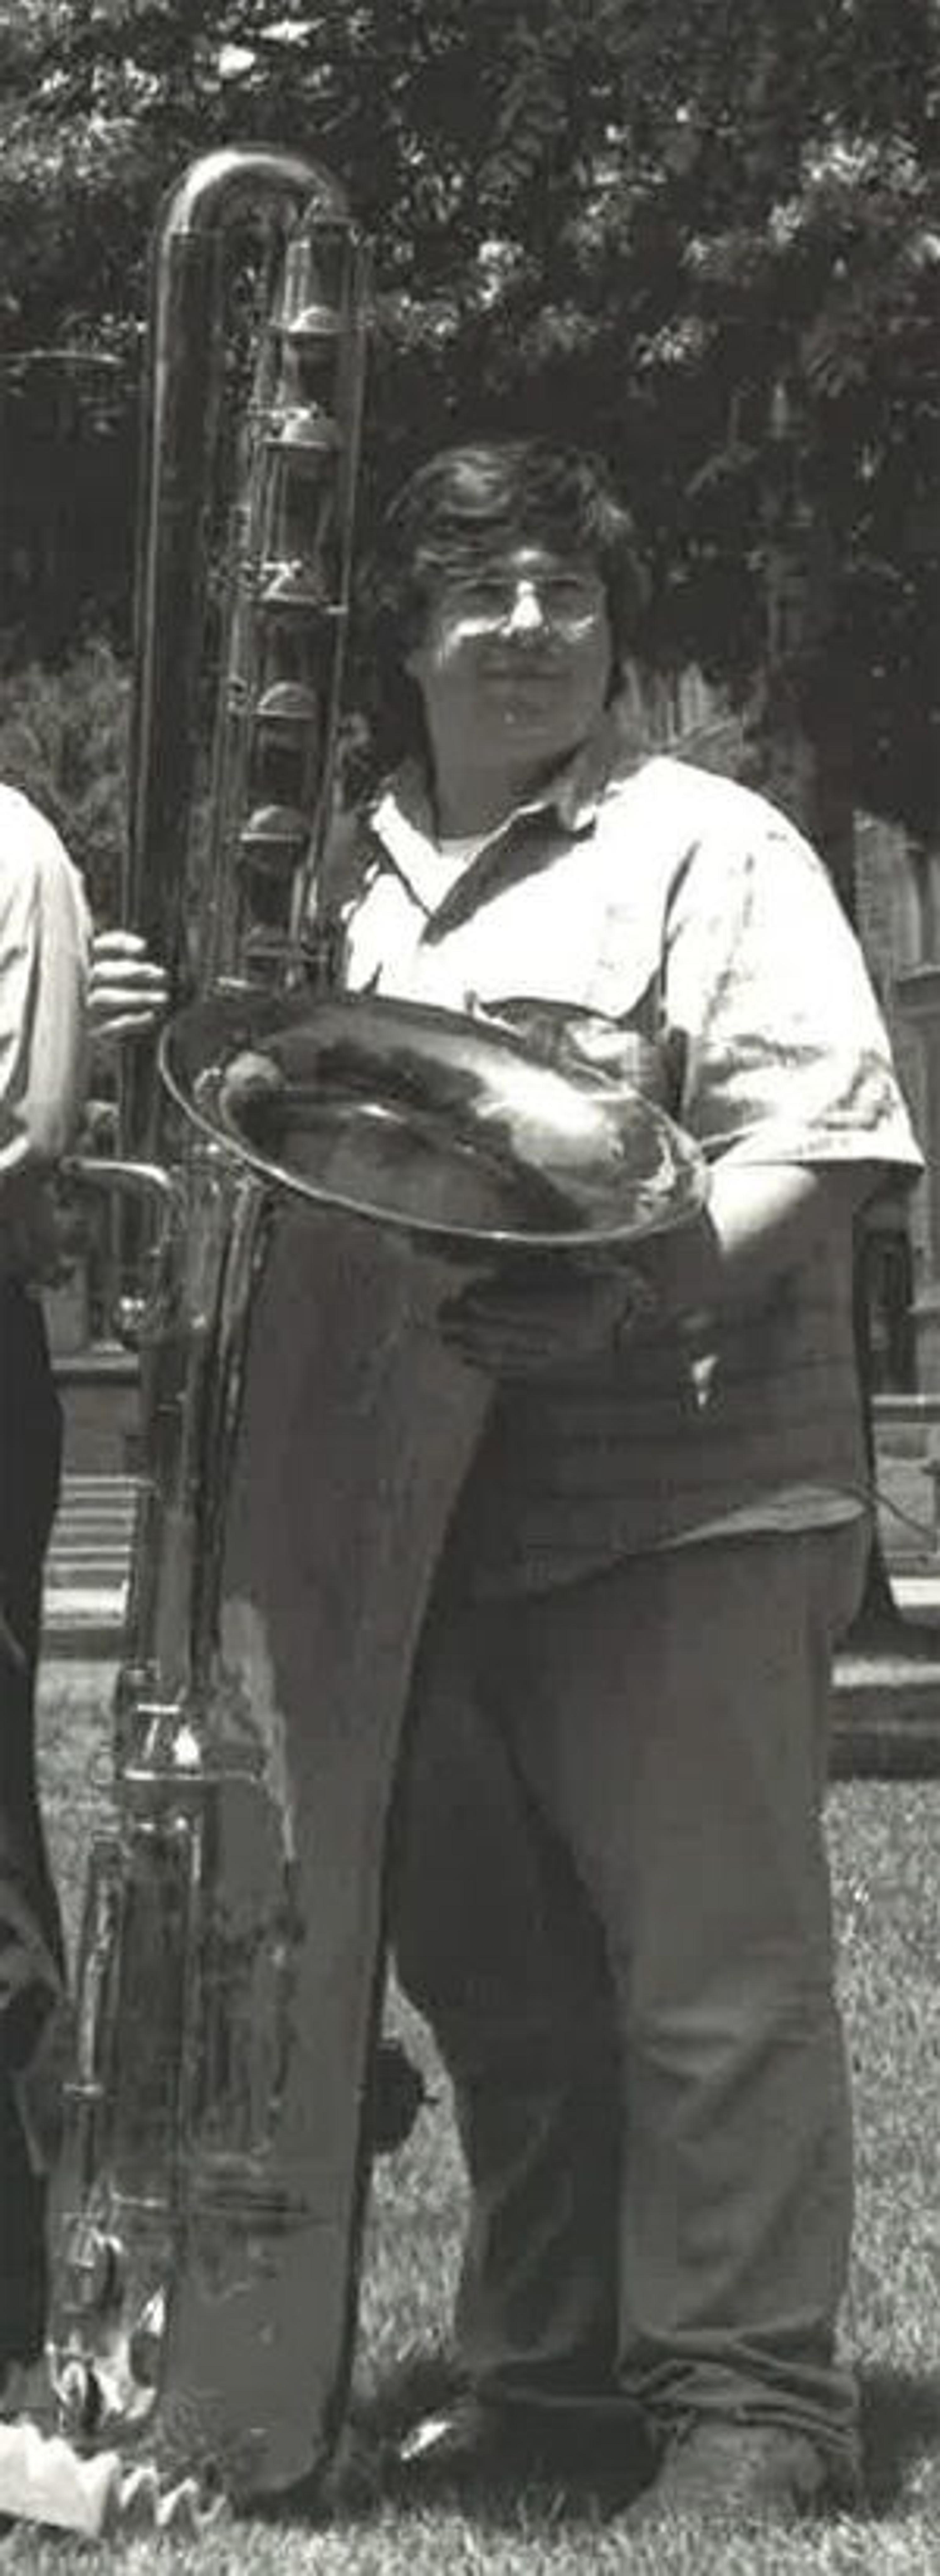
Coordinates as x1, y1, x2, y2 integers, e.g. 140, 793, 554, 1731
0, 149, 704, 2534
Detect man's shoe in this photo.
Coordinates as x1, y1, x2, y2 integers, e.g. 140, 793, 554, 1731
393, 2393, 533, 2494
393, 2389, 651, 2506
617, 2419, 863, 2533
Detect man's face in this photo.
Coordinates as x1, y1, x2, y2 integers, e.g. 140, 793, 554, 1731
404, 542, 614, 775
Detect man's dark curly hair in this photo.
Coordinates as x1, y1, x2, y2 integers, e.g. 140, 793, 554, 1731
380, 438, 647, 671
355, 438, 648, 778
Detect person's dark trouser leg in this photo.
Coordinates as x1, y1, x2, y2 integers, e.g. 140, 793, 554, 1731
392, 1581, 622, 2402
394, 1524, 867, 2478
0, 1285, 65, 2368
500, 1526, 867, 2474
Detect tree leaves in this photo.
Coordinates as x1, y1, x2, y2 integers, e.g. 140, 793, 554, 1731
0, 0, 937, 832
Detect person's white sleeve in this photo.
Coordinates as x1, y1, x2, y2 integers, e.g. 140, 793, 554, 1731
665, 785, 924, 1182
0, 788, 91, 1180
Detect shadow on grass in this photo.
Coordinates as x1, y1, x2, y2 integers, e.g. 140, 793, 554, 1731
860, 2365, 940, 2513
246, 2354, 463, 2532
256, 2364, 940, 2540
351, 2352, 652, 2533
254, 2350, 654, 2537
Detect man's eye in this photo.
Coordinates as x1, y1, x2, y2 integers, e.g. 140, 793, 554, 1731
545, 580, 599, 613
459, 581, 507, 612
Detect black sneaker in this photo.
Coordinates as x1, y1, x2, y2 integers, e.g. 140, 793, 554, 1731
394, 2394, 527, 2493
393, 2389, 651, 2507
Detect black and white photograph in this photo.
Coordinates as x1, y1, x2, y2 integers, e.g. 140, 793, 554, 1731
0, 4, 937, 2567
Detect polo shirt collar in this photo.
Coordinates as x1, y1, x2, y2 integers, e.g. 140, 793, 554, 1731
368, 749, 602, 914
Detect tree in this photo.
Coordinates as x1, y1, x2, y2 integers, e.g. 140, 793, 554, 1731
0, 0, 937, 845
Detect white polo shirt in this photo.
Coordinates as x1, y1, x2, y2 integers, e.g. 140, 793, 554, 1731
0, 789, 90, 1282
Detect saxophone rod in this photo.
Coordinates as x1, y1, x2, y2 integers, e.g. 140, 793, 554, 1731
0, 150, 374, 2543
0, 147, 352, 2544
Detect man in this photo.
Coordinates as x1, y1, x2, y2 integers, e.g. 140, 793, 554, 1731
0, 781, 163, 2380
335, 440, 922, 2531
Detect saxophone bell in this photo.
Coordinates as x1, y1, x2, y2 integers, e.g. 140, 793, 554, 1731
163, 985, 704, 1254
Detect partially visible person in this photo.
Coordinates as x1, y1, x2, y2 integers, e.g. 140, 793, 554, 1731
0, 782, 90, 2377
0, 790, 166, 2380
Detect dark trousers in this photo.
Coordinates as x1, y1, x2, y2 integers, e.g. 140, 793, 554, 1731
0, 1284, 64, 2367
393, 1524, 867, 2473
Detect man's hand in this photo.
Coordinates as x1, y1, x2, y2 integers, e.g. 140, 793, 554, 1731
88, 930, 169, 1043
434, 1163, 874, 1380
436, 1258, 655, 1378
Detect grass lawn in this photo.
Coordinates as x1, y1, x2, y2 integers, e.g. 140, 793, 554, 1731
6, 1666, 938, 2573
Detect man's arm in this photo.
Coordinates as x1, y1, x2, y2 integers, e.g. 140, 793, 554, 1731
440, 779, 921, 1377
643, 1158, 873, 1325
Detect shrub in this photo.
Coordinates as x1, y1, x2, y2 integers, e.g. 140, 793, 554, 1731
0, 636, 130, 919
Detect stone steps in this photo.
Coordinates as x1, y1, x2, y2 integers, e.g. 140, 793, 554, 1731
44, 1474, 135, 1652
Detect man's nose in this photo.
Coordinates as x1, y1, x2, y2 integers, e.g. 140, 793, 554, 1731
502, 580, 545, 636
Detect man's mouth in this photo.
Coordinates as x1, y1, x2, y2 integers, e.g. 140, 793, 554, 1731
482, 659, 562, 684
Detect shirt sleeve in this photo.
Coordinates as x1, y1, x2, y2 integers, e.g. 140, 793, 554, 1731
664, 782, 923, 1181
0, 789, 91, 1184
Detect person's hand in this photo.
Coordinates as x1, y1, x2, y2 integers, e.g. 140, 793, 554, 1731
436, 1257, 656, 1378
88, 930, 169, 1042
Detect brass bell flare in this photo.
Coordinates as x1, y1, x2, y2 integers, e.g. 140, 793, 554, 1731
162, 990, 706, 1255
